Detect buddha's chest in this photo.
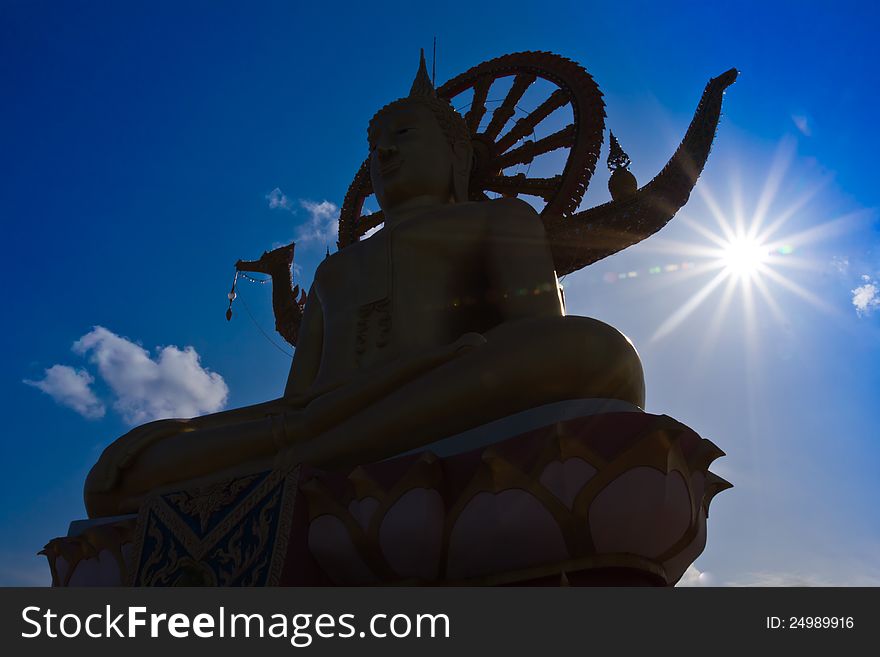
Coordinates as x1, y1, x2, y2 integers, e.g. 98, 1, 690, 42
317, 215, 493, 367
391, 214, 489, 312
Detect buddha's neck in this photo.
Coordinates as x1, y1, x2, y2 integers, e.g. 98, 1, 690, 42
383, 194, 453, 229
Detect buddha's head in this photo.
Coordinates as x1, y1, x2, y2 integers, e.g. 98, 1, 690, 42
368, 51, 473, 213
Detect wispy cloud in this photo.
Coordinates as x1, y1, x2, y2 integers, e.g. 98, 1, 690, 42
791, 114, 812, 137
361, 225, 382, 240
681, 568, 880, 587
266, 187, 294, 212
23, 365, 105, 419
830, 255, 849, 275
296, 199, 339, 246
25, 327, 228, 424
851, 275, 880, 316
676, 564, 715, 587
266, 189, 339, 250
726, 572, 835, 587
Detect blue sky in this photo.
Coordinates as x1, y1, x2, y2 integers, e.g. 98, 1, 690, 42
2, 0, 878, 586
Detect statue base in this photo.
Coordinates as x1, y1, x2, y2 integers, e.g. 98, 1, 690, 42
42, 400, 729, 587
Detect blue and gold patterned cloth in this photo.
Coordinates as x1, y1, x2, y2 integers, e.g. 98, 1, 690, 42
130, 467, 300, 586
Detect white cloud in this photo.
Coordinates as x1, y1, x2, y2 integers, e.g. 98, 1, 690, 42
831, 255, 849, 275
297, 199, 339, 246
71, 327, 229, 424
725, 572, 833, 587
851, 275, 880, 316
266, 187, 294, 212
26, 328, 229, 425
680, 565, 880, 587
676, 564, 714, 587
266, 192, 339, 250
360, 225, 382, 241
23, 365, 105, 419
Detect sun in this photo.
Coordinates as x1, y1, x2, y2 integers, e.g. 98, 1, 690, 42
720, 235, 769, 279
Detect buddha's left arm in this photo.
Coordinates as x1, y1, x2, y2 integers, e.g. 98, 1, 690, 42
487, 198, 564, 320
284, 283, 324, 399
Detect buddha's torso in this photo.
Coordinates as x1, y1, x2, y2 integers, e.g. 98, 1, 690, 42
311, 201, 505, 388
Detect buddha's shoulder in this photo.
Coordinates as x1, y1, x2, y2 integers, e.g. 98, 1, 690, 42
482, 197, 541, 219
481, 198, 546, 239
389, 199, 541, 229
313, 237, 374, 281
444, 197, 539, 220
400, 199, 544, 242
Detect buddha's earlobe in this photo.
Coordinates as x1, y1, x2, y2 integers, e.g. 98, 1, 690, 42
452, 139, 473, 203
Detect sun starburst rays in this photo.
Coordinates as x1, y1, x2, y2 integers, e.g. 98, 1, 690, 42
689, 274, 739, 376
648, 146, 856, 356
651, 268, 729, 341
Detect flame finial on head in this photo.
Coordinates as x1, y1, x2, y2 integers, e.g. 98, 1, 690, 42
409, 49, 436, 98
366, 46, 470, 181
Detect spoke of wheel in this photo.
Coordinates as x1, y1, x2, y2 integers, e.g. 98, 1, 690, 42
482, 73, 536, 142
465, 77, 492, 134
495, 124, 575, 169
495, 88, 570, 154
484, 174, 563, 201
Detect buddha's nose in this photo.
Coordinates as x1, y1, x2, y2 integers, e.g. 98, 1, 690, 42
377, 144, 399, 162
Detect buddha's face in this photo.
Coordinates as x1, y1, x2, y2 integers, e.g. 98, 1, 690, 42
369, 102, 456, 212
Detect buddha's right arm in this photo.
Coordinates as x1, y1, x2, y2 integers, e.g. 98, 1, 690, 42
85, 331, 486, 515
107, 285, 324, 447
84, 287, 325, 505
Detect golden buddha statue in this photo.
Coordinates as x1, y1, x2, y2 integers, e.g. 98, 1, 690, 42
84, 52, 736, 519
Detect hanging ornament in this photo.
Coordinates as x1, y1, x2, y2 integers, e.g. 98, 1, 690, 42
607, 132, 638, 201
226, 271, 239, 321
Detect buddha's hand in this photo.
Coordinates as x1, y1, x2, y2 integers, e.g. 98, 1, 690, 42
452, 332, 487, 353
87, 419, 192, 493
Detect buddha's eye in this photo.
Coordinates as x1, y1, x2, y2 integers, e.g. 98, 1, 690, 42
396, 128, 411, 135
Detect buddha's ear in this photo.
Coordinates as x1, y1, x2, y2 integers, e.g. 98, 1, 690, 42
451, 139, 473, 203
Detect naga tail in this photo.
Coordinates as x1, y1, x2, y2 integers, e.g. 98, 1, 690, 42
544, 68, 738, 276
